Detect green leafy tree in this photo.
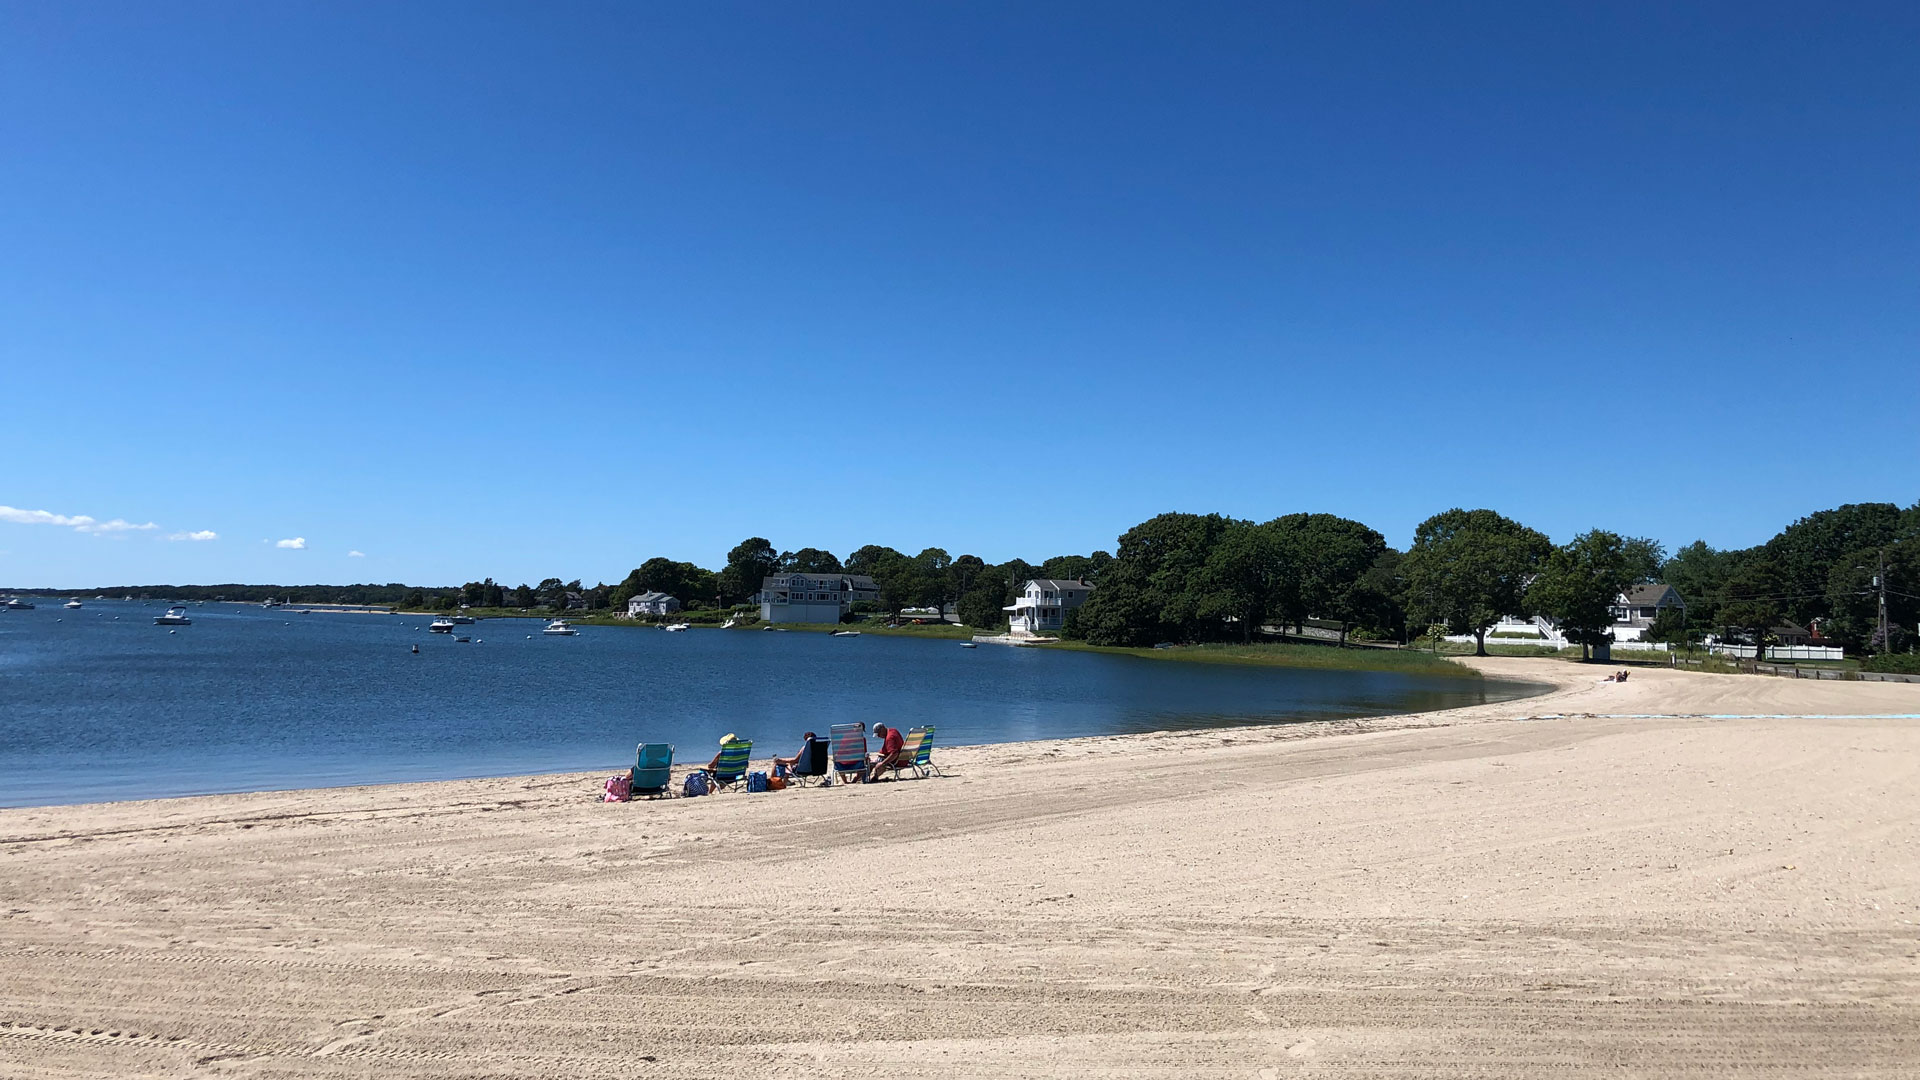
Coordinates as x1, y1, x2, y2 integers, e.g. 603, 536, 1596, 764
718, 537, 780, 605
536, 577, 568, 609
1075, 512, 1234, 645
911, 548, 953, 611
1527, 529, 1638, 660
1269, 513, 1386, 634
1720, 555, 1788, 655
1763, 503, 1904, 625
1660, 541, 1735, 630
1198, 519, 1284, 642
402, 588, 427, 609
781, 547, 843, 574
1343, 548, 1408, 642
509, 583, 534, 608
1402, 508, 1552, 656
844, 544, 903, 577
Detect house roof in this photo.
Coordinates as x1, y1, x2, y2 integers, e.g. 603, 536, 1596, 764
1025, 579, 1094, 592
631, 591, 675, 603
1622, 583, 1682, 607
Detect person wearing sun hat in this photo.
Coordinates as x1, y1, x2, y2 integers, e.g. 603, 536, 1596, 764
702, 733, 738, 775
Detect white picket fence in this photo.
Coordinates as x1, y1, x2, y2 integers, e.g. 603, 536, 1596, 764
1709, 643, 1845, 661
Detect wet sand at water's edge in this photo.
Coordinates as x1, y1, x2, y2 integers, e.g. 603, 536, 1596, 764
4, 657, 1918, 1077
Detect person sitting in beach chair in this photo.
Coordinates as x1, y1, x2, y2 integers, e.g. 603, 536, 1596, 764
828, 722, 868, 785
867, 723, 909, 782
777, 732, 829, 786
700, 734, 753, 792
773, 732, 817, 773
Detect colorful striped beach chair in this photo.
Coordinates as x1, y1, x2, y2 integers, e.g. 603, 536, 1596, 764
828, 723, 867, 785
704, 738, 753, 792
879, 728, 928, 781
912, 724, 944, 777
630, 742, 675, 799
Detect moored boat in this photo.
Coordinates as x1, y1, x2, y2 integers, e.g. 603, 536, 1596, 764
542, 619, 579, 636
154, 606, 192, 626
65, 600, 83, 609
429, 618, 456, 633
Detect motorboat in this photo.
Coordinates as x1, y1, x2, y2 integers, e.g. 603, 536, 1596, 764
5, 598, 34, 610
829, 630, 861, 637
663, 622, 691, 632
542, 619, 579, 636
720, 615, 738, 629
449, 615, 475, 624
65, 600, 83, 609
429, 618, 456, 633
960, 642, 978, 648
154, 606, 192, 626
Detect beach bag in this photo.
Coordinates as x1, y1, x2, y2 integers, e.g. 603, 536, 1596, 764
603, 774, 631, 803
768, 775, 788, 791
746, 771, 770, 793
683, 772, 710, 797
773, 762, 790, 779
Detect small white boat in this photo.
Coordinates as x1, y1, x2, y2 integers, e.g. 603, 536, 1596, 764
960, 642, 978, 648
64, 600, 83, 609
542, 619, 579, 636
5, 598, 34, 610
721, 615, 738, 629
428, 618, 456, 634
829, 630, 861, 637
663, 623, 691, 632
450, 615, 475, 624
154, 606, 192, 626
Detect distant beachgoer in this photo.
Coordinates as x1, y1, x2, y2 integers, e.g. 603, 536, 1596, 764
867, 723, 907, 781
774, 732, 817, 773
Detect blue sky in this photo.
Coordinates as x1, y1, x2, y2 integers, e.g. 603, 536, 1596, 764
2, 2, 1915, 588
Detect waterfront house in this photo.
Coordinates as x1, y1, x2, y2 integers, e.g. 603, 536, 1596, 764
758, 573, 857, 624
626, 591, 683, 618
1609, 584, 1685, 642
1005, 579, 1095, 636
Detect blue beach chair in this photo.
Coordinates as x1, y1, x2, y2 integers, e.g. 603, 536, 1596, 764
829, 723, 867, 785
787, 735, 830, 787
630, 742, 675, 799
703, 738, 753, 792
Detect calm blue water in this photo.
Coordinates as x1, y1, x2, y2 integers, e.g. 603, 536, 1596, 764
0, 601, 1543, 807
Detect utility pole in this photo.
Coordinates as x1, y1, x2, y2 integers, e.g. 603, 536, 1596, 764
1876, 549, 1890, 656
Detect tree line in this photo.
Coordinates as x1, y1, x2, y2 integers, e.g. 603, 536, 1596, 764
573, 498, 1917, 658
42, 498, 1912, 657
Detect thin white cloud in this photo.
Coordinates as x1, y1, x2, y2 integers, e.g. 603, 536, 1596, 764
0, 504, 156, 534
168, 530, 219, 542
275, 537, 307, 550
347, 549, 366, 558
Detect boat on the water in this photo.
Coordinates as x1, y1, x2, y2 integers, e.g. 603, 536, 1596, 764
543, 619, 579, 636
450, 615, 475, 624
663, 622, 691, 632
829, 630, 861, 637
64, 600, 83, 609
428, 618, 456, 633
5, 598, 35, 610
154, 606, 192, 626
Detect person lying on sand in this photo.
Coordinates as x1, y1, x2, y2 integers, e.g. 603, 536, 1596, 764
867, 723, 907, 782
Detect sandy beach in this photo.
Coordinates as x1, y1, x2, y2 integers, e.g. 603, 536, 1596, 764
4, 657, 1918, 1078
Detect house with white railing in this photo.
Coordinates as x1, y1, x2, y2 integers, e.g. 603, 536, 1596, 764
1005, 579, 1094, 636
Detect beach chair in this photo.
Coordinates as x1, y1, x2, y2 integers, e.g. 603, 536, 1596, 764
787, 735, 829, 787
630, 742, 675, 799
913, 724, 945, 777
703, 738, 753, 793
880, 728, 928, 781
829, 723, 868, 785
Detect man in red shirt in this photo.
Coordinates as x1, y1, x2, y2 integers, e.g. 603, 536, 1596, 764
867, 723, 907, 782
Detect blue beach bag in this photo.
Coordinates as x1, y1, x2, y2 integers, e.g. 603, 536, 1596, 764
746, 771, 770, 793
683, 772, 710, 797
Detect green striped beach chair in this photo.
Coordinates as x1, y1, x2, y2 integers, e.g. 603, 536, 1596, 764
703, 738, 753, 792
880, 728, 928, 781
912, 725, 944, 777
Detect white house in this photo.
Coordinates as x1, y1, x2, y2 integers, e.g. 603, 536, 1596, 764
626, 591, 683, 618
1004, 579, 1095, 636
